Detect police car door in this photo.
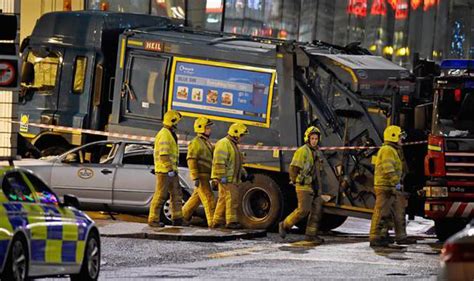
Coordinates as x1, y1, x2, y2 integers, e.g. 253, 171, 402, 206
23, 171, 85, 273
50, 142, 117, 206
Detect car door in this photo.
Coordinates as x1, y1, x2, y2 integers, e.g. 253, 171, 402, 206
112, 143, 155, 207
23, 171, 86, 270
50, 142, 118, 206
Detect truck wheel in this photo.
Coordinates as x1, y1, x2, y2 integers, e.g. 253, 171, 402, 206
434, 219, 467, 241
239, 174, 282, 230
41, 146, 68, 157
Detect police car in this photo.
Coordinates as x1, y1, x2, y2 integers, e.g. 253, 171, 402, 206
0, 167, 100, 281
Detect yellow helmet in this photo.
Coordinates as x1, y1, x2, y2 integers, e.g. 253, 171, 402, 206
383, 125, 404, 143
228, 123, 249, 138
194, 117, 213, 134
163, 110, 182, 127
304, 126, 321, 143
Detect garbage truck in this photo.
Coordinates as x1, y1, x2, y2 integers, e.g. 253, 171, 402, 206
106, 25, 433, 229
18, 11, 432, 230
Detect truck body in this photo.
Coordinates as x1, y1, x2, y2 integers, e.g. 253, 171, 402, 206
18, 11, 171, 155
18, 11, 431, 230
424, 59, 474, 240
107, 26, 429, 229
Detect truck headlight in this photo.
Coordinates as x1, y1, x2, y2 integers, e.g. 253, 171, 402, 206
423, 186, 448, 197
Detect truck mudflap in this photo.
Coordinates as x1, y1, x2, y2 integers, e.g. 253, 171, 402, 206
425, 201, 474, 220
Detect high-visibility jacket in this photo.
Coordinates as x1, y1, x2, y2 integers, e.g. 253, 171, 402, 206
187, 134, 214, 179
290, 144, 320, 186
154, 127, 179, 173
211, 136, 243, 184
374, 143, 403, 190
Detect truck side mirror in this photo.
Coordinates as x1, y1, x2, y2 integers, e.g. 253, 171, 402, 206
19, 36, 30, 54
21, 62, 34, 85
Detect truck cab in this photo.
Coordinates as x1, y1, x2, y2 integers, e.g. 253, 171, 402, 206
424, 59, 474, 240
18, 11, 170, 156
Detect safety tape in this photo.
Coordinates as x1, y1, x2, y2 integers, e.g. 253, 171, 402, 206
3, 120, 428, 151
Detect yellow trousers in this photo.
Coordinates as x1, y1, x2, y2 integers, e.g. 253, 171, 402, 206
148, 173, 183, 223
182, 175, 216, 224
212, 183, 240, 227
369, 188, 407, 241
283, 188, 323, 236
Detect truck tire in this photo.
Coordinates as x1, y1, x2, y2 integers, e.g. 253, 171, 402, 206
434, 219, 467, 241
239, 174, 282, 230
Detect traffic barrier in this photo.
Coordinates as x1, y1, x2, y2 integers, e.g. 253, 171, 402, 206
3, 120, 428, 151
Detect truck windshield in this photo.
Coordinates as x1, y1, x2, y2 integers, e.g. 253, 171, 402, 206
434, 87, 474, 137
22, 51, 60, 91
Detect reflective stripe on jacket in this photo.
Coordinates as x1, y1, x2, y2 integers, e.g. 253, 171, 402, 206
187, 134, 214, 179
211, 136, 243, 184
154, 127, 178, 173
291, 144, 317, 186
374, 143, 402, 190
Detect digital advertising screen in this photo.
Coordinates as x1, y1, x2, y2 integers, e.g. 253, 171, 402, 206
168, 57, 276, 127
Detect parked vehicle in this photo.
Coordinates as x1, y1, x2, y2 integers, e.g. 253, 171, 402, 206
0, 166, 100, 281
424, 59, 474, 240
439, 219, 474, 280
15, 140, 195, 224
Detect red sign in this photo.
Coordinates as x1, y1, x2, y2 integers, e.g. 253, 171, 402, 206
411, 0, 422, 10
144, 41, 163, 52
395, 0, 409, 20
371, 0, 387, 16
347, 0, 367, 17
0, 61, 16, 86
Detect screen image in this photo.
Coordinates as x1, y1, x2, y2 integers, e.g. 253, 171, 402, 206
168, 57, 276, 127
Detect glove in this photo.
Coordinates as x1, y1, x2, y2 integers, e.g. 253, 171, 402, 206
211, 179, 219, 191
193, 179, 200, 187
395, 183, 402, 191
167, 171, 176, 177
221, 177, 227, 184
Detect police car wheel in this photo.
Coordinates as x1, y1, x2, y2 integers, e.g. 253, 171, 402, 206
71, 231, 100, 281
4, 236, 29, 281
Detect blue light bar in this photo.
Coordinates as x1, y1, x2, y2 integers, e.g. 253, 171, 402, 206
440, 59, 474, 70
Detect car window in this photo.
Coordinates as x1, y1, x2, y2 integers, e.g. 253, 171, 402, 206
2, 172, 35, 203
63, 142, 119, 164
122, 153, 154, 165
24, 172, 59, 205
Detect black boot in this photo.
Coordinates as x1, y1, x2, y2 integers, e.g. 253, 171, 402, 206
370, 239, 390, 247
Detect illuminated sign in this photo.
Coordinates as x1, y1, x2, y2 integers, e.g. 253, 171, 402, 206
144, 41, 163, 52
168, 57, 275, 128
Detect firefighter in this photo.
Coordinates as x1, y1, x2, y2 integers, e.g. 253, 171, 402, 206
279, 126, 324, 244
182, 117, 216, 226
369, 125, 415, 247
148, 110, 184, 227
211, 122, 250, 229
